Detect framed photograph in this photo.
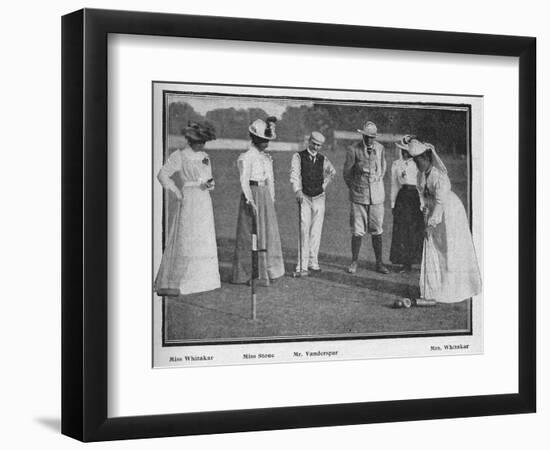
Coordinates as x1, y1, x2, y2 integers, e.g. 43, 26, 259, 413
62, 8, 536, 442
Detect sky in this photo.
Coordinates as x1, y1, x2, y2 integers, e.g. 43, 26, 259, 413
168, 94, 313, 119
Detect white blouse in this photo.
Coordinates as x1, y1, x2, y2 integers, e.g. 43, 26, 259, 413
157, 147, 213, 195
390, 157, 418, 208
237, 145, 275, 202
417, 167, 451, 227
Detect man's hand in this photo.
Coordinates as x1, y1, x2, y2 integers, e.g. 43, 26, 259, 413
295, 190, 304, 204
174, 189, 183, 201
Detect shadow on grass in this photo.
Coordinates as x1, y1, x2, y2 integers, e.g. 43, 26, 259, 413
217, 236, 419, 299
162, 238, 469, 342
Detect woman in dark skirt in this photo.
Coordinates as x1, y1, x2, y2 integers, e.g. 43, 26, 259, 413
231, 117, 285, 285
390, 135, 425, 272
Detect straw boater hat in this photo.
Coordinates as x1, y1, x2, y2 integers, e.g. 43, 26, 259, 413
183, 121, 216, 143
357, 121, 377, 137
310, 131, 325, 145
249, 116, 278, 141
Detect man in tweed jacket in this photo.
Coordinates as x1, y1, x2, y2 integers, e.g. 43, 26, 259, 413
343, 121, 389, 274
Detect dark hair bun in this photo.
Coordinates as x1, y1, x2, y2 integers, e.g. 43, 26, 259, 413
182, 121, 217, 142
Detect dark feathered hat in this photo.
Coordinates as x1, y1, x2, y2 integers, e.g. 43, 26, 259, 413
182, 121, 217, 143
248, 116, 278, 141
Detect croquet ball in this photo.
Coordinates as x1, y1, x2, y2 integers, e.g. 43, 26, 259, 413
402, 298, 412, 308
393, 299, 404, 308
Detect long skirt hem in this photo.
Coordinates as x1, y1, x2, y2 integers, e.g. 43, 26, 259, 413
390, 187, 424, 266
232, 186, 285, 283
154, 187, 221, 296
420, 191, 481, 304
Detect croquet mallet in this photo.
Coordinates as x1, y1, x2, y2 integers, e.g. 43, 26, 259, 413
250, 207, 267, 320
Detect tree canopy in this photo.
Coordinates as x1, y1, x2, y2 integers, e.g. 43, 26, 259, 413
167, 100, 468, 156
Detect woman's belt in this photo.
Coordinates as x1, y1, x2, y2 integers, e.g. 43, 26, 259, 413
249, 180, 267, 186
183, 181, 202, 187
400, 184, 417, 190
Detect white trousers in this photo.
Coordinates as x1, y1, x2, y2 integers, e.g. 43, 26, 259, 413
296, 194, 326, 271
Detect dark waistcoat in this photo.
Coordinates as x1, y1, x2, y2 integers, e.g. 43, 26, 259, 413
300, 150, 325, 197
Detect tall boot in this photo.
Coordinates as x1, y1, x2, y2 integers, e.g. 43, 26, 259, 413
348, 235, 362, 273
372, 234, 389, 274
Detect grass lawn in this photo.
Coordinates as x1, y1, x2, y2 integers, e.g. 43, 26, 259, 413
164, 261, 470, 343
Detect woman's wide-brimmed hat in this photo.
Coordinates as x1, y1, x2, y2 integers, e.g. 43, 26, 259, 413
182, 121, 216, 143
408, 139, 448, 174
249, 116, 278, 141
408, 139, 430, 157
357, 121, 377, 137
396, 134, 415, 150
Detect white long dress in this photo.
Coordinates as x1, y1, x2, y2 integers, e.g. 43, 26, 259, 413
418, 167, 481, 303
154, 147, 221, 296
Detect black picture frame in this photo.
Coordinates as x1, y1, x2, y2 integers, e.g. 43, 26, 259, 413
61, 8, 536, 442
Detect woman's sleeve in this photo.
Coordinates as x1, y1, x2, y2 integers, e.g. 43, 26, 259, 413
157, 150, 181, 196
429, 174, 451, 226
390, 162, 400, 209
289, 153, 302, 193
202, 154, 213, 180
416, 171, 426, 212
238, 155, 253, 203
267, 158, 276, 202
202, 153, 214, 189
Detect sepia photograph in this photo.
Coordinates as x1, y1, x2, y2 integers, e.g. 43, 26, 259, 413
152, 82, 483, 368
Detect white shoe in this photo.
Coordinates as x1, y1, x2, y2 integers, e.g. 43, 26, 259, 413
347, 261, 358, 274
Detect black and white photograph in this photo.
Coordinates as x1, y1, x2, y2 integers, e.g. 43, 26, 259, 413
152, 83, 483, 368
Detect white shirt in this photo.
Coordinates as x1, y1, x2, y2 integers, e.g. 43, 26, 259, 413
417, 166, 451, 227
157, 147, 213, 195
237, 144, 275, 202
390, 157, 418, 208
290, 149, 336, 194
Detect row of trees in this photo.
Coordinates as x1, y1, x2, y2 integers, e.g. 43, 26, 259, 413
168, 101, 468, 156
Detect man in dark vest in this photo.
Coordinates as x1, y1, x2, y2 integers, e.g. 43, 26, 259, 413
290, 131, 336, 274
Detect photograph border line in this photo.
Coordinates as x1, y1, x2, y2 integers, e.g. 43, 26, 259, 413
154, 81, 477, 348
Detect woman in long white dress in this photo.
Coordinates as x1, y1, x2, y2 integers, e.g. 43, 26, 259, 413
154, 122, 221, 296
408, 139, 481, 303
